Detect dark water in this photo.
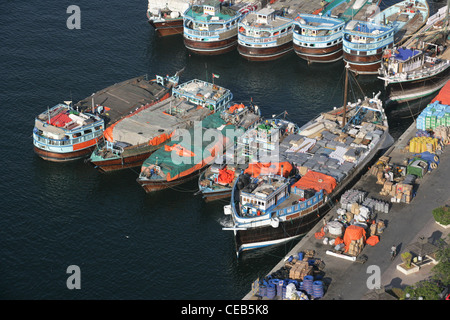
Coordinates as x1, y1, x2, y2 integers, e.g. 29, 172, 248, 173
0, 0, 443, 299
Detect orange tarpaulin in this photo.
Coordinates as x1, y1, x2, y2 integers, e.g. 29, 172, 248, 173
228, 103, 245, 113
343, 225, 366, 253
164, 144, 195, 157
217, 168, 235, 185
244, 161, 293, 178
291, 171, 337, 194
431, 80, 450, 105
366, 235, 380, 246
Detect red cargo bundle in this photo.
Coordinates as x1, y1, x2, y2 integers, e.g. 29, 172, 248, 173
48, 112, 72, 127
217, 167, 234, 185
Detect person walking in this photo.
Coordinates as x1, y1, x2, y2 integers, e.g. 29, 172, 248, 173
390, 245, 397, 260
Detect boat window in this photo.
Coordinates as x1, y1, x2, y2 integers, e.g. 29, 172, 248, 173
95, 125, 102, 131
84, 129, 92, 134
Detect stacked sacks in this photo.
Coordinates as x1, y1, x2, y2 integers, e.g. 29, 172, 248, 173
409, 136, 439, 153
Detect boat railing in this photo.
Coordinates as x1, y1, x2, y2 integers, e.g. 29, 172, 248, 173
184, 25, 235, 38
343, 35, 393, 51
386, 59, 450, 81
33, 126, 103, 146
238, 31, 292, 44
233, 190, 324, 225
293, 32, 342, 43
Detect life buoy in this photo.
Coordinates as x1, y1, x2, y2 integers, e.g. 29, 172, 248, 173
431, 162, 437, 169
270, 217, 280, 228
434, 155, 439, 162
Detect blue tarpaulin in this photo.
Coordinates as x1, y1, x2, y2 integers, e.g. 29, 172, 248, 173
394, 48, 421, 61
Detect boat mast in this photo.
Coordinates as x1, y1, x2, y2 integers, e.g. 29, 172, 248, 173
342, 63, 349, 127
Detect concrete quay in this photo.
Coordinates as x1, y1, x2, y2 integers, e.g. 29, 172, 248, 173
243, 120, 450, 300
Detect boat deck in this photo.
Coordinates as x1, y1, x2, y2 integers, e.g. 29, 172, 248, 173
330, 0, 379, 22
111, 96, 212, 146
269, 0, 325, 17
74, 76, 169, 127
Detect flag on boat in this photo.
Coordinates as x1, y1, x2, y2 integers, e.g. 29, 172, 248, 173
212, 73, 220, 79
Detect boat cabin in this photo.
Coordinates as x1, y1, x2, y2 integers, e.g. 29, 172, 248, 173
239, 174, 290, 216
385, 47, 424, 74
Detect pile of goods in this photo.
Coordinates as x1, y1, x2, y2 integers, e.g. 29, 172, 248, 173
369, 155, 417, 204
416, 101, 450, 131
254, 250, 326, 300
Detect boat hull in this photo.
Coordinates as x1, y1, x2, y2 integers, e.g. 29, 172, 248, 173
237, 41, 293, 61
183, 36, 238, 55
385, 65, 450, 103
235, 199, 328, 253
90, 150, 155, 173
232, 128, 391, 256
137, 167, 206, 193
34, 145, 96, 162
293, 43, 343, 63
202, 189, 232, 202
148, 19, 183, 37
344, 48, 391, 74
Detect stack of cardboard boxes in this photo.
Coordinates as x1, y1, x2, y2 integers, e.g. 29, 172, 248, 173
380, 181, 413, 203
347, 237, 364, 257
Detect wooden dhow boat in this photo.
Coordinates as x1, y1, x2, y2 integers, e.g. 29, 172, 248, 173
183, 0, 263, 55
137, 103, 261, 192
378, 5, 450, 103
88, 77, 233, 173
147, 0, 190, 36
237, 7, 294, 61
343, 0, 429, 74
223, 66, 393, 257
293, 0, 381, 63
33, 103, 104, 162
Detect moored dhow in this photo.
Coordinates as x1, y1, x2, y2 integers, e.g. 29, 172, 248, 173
33, 103, 104, 162
137, 103, 261, 192
224, 67, 392, 256
369, 0, 429, 46
33, 73, 177, 162
378, 6, 450, 103
379, 46, 450, 103
89, 78, 233, 173
237, 7, 294, 61
343, 0, 430, 74
343, 20, 395, 74
293, 14, 345, 63
183, 0, 263, 55
147, 0, 190, 36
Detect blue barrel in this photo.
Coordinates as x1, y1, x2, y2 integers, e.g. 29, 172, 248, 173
276, 280, 284, 298
282, 285, 287, 300
298, 252, 304, 261
270, 279, 280, 286
303, 275, 314, 295
266, 284, 276, 299
259, 285, 267, 297
299, 281, 304, 291
312, 281, 324, 299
